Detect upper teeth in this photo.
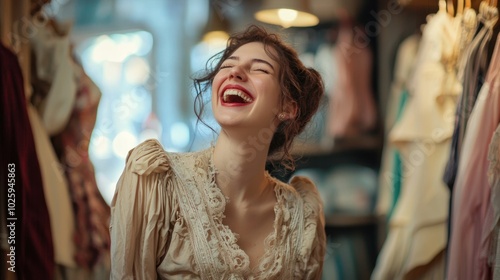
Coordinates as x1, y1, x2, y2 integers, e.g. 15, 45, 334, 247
223, 89, 253, 103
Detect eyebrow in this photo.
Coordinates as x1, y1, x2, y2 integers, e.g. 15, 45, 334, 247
226, 56, 275, 70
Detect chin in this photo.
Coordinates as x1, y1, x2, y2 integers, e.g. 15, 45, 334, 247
216, 120, 243, 129
214, 114, 239, 127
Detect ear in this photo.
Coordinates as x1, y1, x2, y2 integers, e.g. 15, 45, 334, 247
283, 100, 298, 120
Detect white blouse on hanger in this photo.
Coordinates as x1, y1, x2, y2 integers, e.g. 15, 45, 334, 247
373, 1, 461, 278
29, 17, 77, 136
376, 33, 420, 217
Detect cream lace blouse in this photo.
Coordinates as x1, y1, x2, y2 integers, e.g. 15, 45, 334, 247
110, 139, 326, 279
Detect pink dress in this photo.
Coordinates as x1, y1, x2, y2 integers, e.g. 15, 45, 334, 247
486, 124, 500, 279
326, 23, 378, 139
447, 32, 500, 280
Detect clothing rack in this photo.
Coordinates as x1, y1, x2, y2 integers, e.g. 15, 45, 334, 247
401, 0, 500, 43
2, 2, 111, 277
401, 0, 496, 10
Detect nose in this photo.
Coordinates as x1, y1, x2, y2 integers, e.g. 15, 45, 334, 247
229, 65, 246, 81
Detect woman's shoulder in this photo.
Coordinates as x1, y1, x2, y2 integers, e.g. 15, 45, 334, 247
125, 139, 171, 176
276, 175, 324, 218
287, 175, 322, 202
125, 139, 211, 177
274, 174, 326, 268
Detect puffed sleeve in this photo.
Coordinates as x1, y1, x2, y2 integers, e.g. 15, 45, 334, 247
110, 139, 174, 279
290, 176, 326, 280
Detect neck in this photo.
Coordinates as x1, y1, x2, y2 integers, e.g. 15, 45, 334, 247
213, 129, 273, 204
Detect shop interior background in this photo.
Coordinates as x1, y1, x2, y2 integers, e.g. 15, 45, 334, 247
2, 0, 499, 279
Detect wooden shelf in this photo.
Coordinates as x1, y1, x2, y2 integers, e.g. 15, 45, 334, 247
325, 214, 379, 227
267, 134, 382, 182
291, 134, 383, 157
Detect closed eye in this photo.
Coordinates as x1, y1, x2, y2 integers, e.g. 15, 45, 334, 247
254, 68, 270, 74
219, 64, 233, 70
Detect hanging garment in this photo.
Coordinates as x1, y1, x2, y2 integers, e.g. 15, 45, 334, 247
29, 17, 77, 136
377, 33, 420, 217
458, 4, 498, 144
372, 1, 461, 278
447, 32, 500, 280
326, 23, 378, 139
444, 2, 498, 188
29, 17, 110, 270
27, 101, 76, 268
0, 44, 55, 279
486, 124, 500, 279
110, 139, 326, 279
50, 61, 110, 270
387, 88, 408, 221
27, 21, 77, 269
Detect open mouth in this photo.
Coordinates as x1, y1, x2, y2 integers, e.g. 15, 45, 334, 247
222, 89, 253, 104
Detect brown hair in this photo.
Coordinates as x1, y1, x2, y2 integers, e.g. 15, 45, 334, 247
193, 25, 324, 171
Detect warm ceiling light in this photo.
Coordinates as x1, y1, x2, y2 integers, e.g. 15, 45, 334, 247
254, 0, 319, 28
278, 9, 298, 22
202, 30, 229, 44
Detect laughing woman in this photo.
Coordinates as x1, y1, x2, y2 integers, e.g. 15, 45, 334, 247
110, 25, 326, 279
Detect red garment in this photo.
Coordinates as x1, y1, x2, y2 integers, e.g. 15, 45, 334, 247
51, 61, 110, 269
0, 44, 54, 279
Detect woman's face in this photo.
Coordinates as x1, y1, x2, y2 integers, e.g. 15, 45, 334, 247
211, 42, 282, 133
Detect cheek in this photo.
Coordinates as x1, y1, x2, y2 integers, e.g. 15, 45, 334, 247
212, 76, 222, 101
211, 73, 224, 100
262, 81, 281, 106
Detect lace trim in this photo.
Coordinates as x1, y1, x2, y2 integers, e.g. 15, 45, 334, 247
168, 149, 221, 278
168, 147, 309, 279
203, 156, 291, 279
203, 154, 250, 274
